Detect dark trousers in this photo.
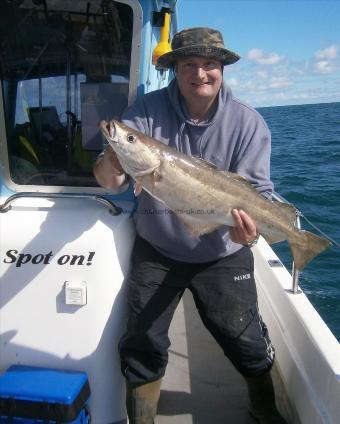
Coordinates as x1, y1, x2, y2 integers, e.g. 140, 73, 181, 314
119, 236, 275, 386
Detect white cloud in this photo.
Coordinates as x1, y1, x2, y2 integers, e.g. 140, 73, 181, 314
314, 45, 337, 60
293, 67, 305, 76
314, 60, 335, 74
229, 71, 292, 93
226, 46, 340, 106
256, 70, 268, 79
225, 77, 238, 88
247, 48, 284, 65
272, 92, 310, 101
312, 44, 338, 74
269, 77, 292, 89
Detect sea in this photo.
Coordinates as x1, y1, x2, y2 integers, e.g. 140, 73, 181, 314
256, 101, 340, 342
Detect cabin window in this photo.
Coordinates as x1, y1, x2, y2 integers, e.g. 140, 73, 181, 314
0, 0, 133, 187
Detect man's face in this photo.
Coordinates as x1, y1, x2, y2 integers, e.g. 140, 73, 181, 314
175, 57, 223, 104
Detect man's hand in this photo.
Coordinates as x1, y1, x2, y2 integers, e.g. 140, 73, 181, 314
93, 147, 126, 190
229, 209, 258, 246
105, 147, 125, 175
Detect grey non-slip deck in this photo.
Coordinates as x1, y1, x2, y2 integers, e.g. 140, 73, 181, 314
156, 291, 256, 424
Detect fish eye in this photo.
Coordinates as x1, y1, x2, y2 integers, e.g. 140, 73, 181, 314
127, 134, 136, 143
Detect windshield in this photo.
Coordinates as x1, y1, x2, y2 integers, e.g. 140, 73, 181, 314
0, 0, 133, 187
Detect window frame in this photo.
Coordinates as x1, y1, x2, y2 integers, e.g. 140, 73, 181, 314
0, 0, 142, 194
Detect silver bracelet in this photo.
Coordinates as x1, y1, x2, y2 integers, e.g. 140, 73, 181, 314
244, 233, 260, 248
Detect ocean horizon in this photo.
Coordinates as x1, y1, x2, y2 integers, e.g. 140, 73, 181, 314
257, 100, 340, 109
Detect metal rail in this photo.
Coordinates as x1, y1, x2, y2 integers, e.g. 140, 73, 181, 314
272, 192, 301, 294
0, 192, 122, 216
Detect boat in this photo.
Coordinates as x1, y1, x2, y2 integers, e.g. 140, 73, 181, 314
0, 1, 339, 423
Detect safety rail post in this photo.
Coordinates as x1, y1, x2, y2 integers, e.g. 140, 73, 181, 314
271, 192, 301, 294
291, 211, 302, 294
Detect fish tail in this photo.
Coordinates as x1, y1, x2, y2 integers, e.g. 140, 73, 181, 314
289, 230, 331, 271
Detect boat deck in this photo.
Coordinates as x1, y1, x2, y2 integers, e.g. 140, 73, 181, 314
156, 291, 256, 424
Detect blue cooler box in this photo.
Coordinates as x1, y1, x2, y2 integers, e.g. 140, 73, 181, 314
0, 365, 90, 423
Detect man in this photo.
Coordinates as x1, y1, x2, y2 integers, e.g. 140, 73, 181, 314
94, 28, 287, 424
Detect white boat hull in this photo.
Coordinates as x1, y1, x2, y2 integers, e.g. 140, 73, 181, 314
0, 197, 135, 423
253, 237, 340, 424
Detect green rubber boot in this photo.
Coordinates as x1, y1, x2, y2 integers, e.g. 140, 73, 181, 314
125, 379, 162, 424
245, 372, 287, 424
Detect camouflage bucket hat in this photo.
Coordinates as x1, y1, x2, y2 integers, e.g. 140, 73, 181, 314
157, 27, 240, 69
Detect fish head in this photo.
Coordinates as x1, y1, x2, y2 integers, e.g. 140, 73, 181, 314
100, 119, 160, 177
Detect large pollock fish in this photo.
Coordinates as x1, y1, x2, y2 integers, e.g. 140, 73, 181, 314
100, 119, 331, 270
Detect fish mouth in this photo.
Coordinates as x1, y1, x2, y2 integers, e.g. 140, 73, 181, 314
100, 119, 117, 143
108, 120, 116, 140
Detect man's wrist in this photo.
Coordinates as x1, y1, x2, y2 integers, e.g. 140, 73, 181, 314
243, 233, 260, 248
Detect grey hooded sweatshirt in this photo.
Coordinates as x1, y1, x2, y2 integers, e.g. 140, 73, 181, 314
122, 79, 273, 263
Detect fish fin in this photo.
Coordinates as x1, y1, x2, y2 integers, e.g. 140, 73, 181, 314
289, 230, 331, 270
220, 171, 247, 181
175, 213, 221, 237
192, 157, 218, 169
152, 169, 163, 182
219, 171, 260, 193
133, 181, 143, 196
145, 169, 163, 196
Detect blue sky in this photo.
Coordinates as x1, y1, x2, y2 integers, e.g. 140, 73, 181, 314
177, 0, 340, 107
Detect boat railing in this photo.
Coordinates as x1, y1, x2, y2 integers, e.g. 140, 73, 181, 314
272, 191, 301, 294
1, 190, 330, 295
0, 192, 122, 216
